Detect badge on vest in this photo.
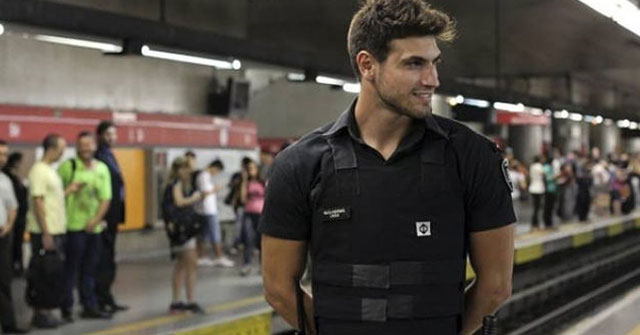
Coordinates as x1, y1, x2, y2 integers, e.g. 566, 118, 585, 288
416, 221, 431, 237
321, 207, 351, 221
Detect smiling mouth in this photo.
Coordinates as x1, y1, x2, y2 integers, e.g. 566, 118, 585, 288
413, 92, 433, 102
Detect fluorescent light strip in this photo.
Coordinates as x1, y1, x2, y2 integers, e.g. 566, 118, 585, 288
554, 110, 570, 119
617, 119, 631, 128
569, 113, 584, 121
576, 0, 640, 37
287, 73, 306, 81
34, 34, 122, 53
315, 76, 346, 86
342, 83, 361, 94
0, 23, 4, 36
141, 45, 240, 70
463, 98, 490, 108
493, 102, 525, 113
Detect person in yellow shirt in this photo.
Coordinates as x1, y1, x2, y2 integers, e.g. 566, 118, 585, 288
26, 134, 73, 329
58, 132, 112, 321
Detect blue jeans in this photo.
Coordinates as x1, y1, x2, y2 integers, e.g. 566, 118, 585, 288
240, 213, 261, 265
62, 231, 102, 311
199, 214, 221, 244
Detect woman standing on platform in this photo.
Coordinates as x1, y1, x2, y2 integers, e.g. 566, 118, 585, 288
239, 160, 265, 276
165, 157, 210, 314
529, 156, 545, 231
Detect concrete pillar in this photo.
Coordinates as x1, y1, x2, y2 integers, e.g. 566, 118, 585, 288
590, 123, 621, 156
508, 125, 545, 164
552, 119, 588, 154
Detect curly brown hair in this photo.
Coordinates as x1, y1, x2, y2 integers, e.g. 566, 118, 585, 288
347, 0, 456, 79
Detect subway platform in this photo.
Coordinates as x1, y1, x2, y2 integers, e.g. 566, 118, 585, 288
8, 202, 640, 335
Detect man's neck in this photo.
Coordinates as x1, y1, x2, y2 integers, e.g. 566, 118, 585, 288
80, 157, 93, 167
354, 92, 413, 160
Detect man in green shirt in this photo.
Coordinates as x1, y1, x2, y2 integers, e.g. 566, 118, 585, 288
59, 131, 112, 321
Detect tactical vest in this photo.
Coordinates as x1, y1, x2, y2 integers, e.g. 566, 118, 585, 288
310, 131, 466, 327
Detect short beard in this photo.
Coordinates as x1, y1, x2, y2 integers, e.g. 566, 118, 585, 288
374, 74, 431, 120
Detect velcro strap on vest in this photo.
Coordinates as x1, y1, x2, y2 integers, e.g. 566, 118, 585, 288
315, 290, 463, 322
314, 260, 464, 289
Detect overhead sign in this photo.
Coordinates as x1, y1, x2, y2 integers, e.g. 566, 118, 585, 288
0, 105, 257, 149
496, 111, 550, 126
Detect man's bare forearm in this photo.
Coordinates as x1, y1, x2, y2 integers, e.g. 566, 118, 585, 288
461, 278, 511, 335
33, 197, 49, 234
265, 284, 316, 334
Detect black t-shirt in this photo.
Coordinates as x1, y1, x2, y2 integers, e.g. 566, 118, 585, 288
258, 108, 516, 240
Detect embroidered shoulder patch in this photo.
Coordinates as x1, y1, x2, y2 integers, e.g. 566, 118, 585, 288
501, 158, 513, 192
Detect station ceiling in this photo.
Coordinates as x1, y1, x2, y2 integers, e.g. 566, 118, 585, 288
1, 0, 639, 119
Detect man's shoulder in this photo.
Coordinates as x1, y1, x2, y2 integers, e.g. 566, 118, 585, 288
433, 115, 499, 154
275, 123, 333, 170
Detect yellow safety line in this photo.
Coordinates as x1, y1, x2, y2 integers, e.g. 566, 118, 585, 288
514, 244, 544, 265
86, 295, 266, 335
627, 323, 640, 335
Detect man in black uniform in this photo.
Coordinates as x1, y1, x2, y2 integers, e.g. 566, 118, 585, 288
259, 1, 516, 334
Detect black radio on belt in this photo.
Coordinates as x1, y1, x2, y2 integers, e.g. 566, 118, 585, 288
481, 315, 498, 335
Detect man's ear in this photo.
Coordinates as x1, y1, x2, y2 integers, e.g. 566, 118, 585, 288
356, 50, 377, 82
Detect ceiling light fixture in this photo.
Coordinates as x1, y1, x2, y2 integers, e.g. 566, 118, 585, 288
342, 82, 361, 94
140, 45, 240, 70
462, 98, 490, 108
576, 0, 640, 37
315, 76, 346, 86
569, 113, 584, 121
287, 73, 306, 81
33, 34, 123, 53
553, 110, 570, 119
493, 102, 525, 113
0, 23, 4, 36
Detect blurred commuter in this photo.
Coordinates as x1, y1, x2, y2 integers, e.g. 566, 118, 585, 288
592, 159, 610, 216
610, 165, 628, 215
508, 160, 526, 201
2, 152, 28, 276
259, 147, 275, 182
0, 140, 28, 334
529, 156, 545, 231
94, 121, 129, 313
630, 159, 640, 209
26, 134, 67, 329
226, 157, 252, 254
556, 162, 577, 222
239, 160, 265, 276
543, 156, 558, 229
575, 156, 594, 222
195, 159, 234, 267
165, 157, 207, 314
59, 132, 112, 321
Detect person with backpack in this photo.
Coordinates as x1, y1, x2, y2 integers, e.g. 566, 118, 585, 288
163, 156, 211, 314
25, 134, 70, 329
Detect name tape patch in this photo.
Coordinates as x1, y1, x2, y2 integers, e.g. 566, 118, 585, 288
321, 207, 351, 221
416, 221, 431, 237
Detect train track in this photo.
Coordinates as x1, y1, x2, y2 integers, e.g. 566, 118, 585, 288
501, 232, 640, 335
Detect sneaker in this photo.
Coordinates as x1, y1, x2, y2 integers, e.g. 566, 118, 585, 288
61, 309, 74, 324
184, 302, 205, 314
212, 257, 235, 268
32, 313, 58, 329
80, 308, 113, 319
197, 258, 215, 267
169, 302, 186, 314
239, 265, 252, 277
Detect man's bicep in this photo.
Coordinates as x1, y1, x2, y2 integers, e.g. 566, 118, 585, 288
469, 224, 514, 279
262, 234, 308, 281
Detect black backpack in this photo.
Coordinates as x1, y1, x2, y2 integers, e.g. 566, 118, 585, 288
25, 250, 64, 309
162, 182, 203, 245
